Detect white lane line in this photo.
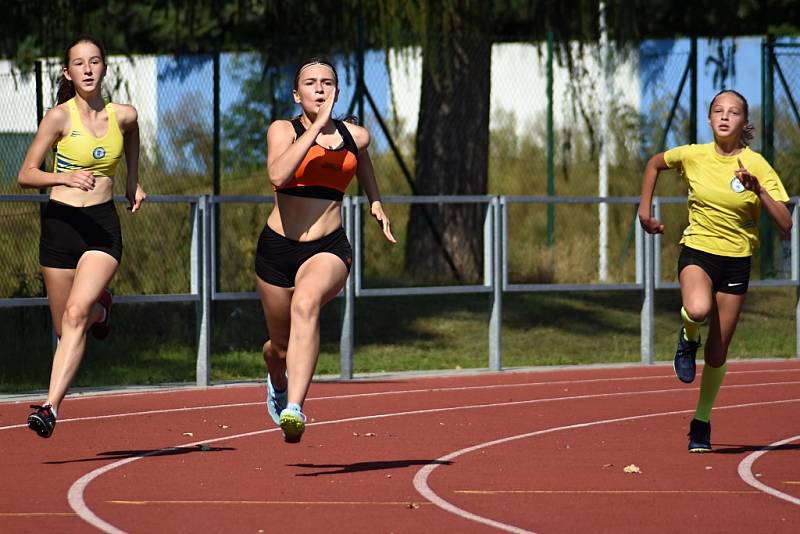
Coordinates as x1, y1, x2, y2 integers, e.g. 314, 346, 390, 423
412, 398, 800, 534
5, 365, 798, 409
4, 374, 799, 432
67, 385, 800, 534
738, 434, 800, 506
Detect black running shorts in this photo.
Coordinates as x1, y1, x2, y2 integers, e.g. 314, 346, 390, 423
255, 225, 352, 288
677, 246, 751, 295
39, 199, 123, 268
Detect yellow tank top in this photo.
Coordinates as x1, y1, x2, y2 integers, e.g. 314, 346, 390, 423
54, 98, 123, 178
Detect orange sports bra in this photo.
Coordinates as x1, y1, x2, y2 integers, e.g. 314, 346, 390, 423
273, 118, 359, 201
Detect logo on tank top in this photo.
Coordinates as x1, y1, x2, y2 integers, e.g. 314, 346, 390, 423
93, 146, 106, 159
730, 176, 745, 193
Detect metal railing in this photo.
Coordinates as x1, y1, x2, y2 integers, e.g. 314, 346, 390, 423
1, 194, 798, 385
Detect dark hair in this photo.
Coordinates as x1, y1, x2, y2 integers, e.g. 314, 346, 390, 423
708, 89, 754, 147
293, 57, 338, 89
56, 35, 108, 105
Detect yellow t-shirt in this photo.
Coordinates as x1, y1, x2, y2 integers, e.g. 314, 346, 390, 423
664, 143, 789, 257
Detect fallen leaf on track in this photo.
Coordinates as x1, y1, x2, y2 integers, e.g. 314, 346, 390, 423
623, 464, 642, 474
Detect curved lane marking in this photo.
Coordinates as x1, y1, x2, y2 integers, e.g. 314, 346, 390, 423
738, 434, 800, 506
412, 398, 800, 534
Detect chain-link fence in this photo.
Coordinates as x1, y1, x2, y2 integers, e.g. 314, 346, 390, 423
4, 38, 795, 292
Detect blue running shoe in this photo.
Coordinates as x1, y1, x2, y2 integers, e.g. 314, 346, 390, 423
674, 328, 700, 383
279, 403, 306, 443
266, 373, 287, 426
688, 418, 711, 453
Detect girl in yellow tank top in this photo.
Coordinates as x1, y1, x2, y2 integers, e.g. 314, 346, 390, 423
638, 90, 792, 453
16, 35, 147, 438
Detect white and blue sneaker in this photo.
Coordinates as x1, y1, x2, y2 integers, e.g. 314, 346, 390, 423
266, 373, 287, 426
279, 403, 306, 443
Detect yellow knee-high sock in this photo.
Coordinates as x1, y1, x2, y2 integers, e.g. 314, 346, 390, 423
681, 306, 704, 342
694, 363, 727, 422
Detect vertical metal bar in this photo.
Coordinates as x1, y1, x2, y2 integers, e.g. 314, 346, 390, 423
483, 200, 492, 286
763, 36, 775, 164
354, 197, 363, 296
501, 196, 509, 291
653, 198, 662, 288
597, 1, 610, 281
488, 197, 502, 371
357, 9, 365, 139
196, 196, 211, 386
635, 207, 644, 285
761, 37, 776, 279
340, 197, 355, 379
689, 37, 697, 144
190, 200, 200, 295
212, 52, 221, 195
37, 60, 55, 346
546, 31, 555, 247
641, 230, 655, 364
36, 61, 47, 199
792, 200, 799, 282
210, 199, 218, 298
212, 52, 221, 298
793, 202, 799, 358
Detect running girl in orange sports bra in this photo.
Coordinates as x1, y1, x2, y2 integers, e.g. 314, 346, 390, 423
17, 35, 147, 438
258, 57, 396, 443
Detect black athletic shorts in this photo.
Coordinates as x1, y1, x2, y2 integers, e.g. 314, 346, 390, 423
255, 224, 352, 288
39, 199, 123, 268
677, 245, 751, 295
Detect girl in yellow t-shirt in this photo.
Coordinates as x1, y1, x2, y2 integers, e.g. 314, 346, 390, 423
638, 90, 792, 453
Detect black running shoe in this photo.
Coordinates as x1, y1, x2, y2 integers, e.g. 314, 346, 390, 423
688, 418, 711, 453
27, 404, 56, 438
673, 328, 700, 383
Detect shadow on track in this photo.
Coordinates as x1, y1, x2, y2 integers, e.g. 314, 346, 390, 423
289, 459, 453, 476
712, 443, 800, 454
44, 444, 236, 464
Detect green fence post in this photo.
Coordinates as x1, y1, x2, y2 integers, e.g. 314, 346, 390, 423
761, 36, 775, 277
212, 51, 221, 294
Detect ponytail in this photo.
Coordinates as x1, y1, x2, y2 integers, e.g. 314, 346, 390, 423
740, 122, 755, 147
56, 74, 75, 104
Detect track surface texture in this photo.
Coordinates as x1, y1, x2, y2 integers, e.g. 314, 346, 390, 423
2, 360, 799, 533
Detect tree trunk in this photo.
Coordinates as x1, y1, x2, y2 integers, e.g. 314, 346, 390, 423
404, 3, 492, 284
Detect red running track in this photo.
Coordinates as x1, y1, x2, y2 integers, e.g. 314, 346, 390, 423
1, 359, 799, 533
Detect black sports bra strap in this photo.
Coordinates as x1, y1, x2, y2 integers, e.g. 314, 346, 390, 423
334, 119, 359, 156
290, 117, 306, 139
